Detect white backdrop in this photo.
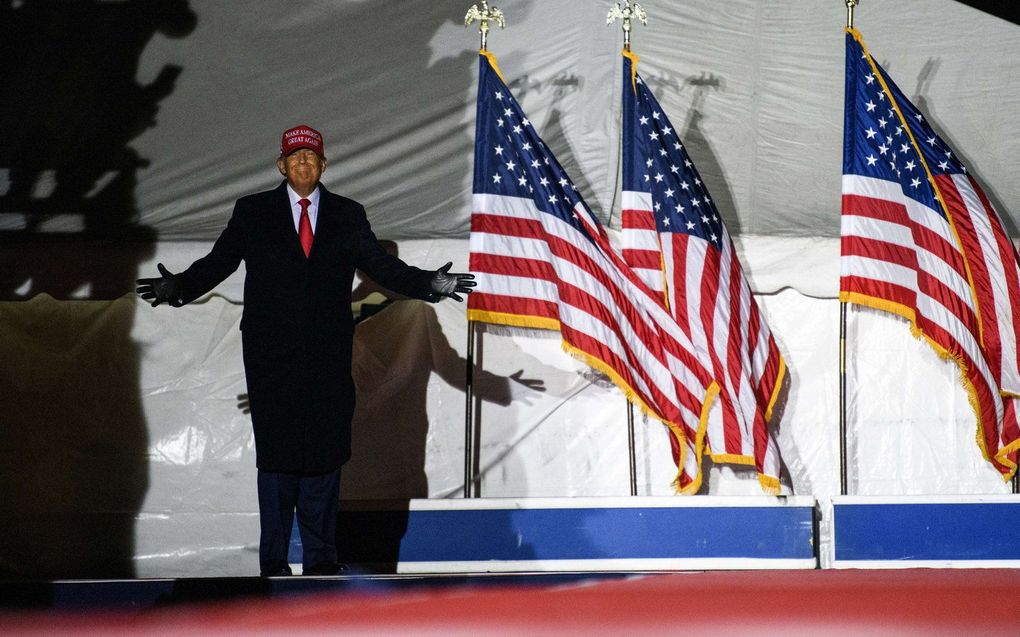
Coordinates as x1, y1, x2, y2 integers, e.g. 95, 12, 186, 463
3, 1, 1018, 241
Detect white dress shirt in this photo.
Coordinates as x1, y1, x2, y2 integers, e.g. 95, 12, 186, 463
286, 183, 321, 234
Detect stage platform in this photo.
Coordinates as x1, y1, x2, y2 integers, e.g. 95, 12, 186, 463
0, 571, 634, 611
325, 496, 817, 573
832, 495, 1020, 568
5, 494, 1020, 634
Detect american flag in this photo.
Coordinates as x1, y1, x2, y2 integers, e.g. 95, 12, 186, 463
841, 29, 1020, 477
619, 52, 786, 492
467, 51, 721, 491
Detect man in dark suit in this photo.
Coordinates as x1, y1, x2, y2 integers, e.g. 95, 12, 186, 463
136, 124, 474, 577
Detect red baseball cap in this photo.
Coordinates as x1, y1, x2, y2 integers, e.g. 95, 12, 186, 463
280, 124, 325, 158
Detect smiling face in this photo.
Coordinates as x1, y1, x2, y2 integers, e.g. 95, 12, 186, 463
277, 148, 325, 196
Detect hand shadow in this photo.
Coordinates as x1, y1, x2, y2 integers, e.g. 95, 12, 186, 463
236, 367, 544, 415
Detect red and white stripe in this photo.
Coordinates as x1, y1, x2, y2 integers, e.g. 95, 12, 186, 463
621, 191, 666, 296
470, 192, 718, 490
841, 173, 1015, 472
938, 173, 1020, 458
622, 191, 785, 489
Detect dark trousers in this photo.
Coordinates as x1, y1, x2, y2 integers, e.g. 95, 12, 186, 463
256, 468, 340, 575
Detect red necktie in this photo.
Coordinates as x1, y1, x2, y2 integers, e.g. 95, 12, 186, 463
298, 198, 313, 257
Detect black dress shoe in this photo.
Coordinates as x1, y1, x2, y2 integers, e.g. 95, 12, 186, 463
303, 561, 349, 576
260, 565, 293, 577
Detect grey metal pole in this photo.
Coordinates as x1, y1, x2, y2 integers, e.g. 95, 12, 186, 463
627, 402, 637, 496
840, 301, 849, 496
464, 319, 476, 498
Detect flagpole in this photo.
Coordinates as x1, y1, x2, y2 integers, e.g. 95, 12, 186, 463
840, 303, 849, 495
464, 320, 476, 498
463, 2, 507, 498
626, 405, 638, 495
609, 1, 647, 496
838, 1, 858, 496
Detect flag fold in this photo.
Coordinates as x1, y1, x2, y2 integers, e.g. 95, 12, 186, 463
619, 51, 787, 492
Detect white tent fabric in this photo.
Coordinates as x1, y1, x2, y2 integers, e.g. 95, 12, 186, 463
4, 1, 1017, 242
0, 1, 1017, 577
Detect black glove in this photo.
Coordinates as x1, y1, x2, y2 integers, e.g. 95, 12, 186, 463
428, 262, 476, 302
136, 263, 184, 307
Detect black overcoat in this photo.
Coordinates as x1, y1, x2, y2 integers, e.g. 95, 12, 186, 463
178, 181, 434, 472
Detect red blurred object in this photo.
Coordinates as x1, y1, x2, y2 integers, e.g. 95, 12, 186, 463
5, 569, 1020, 636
